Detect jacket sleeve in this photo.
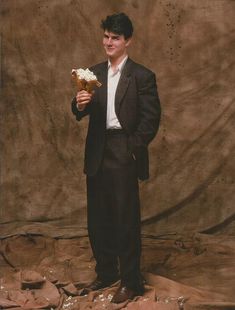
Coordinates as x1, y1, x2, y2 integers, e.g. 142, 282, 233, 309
71, 97, 92, 121
129, 71, 161, 151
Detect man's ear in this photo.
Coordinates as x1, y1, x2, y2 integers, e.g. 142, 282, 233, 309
125, 38, 132, 47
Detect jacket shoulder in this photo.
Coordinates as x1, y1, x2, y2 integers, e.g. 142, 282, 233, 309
89, 61, 107, 73
129, 59, 155, 77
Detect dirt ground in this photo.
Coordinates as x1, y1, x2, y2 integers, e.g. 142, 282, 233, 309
0, 233, 234, 309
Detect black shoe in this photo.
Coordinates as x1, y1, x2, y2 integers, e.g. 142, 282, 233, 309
80, 277, 118, 296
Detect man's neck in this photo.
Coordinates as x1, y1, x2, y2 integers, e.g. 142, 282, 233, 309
109, 54, 128, 71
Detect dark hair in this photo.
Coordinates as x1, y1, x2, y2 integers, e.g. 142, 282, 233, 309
101, 13, 133, 39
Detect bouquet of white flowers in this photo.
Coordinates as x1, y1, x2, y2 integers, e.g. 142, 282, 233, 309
71, 68, 102, 93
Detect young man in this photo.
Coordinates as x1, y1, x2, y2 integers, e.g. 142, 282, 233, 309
71, 13, 161, 303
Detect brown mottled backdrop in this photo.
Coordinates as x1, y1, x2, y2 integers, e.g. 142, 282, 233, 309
1, 0, 235, 238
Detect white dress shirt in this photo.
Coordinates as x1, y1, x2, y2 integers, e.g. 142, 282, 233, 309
106, 56, 128, 129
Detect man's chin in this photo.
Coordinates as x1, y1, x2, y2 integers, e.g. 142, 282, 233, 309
106, 52, 114, 57
105, 49, 116, 55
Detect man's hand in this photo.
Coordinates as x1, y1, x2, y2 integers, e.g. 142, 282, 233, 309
76, 90, 93, 111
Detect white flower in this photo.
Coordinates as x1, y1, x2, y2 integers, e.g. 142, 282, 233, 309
71, 68, 97, 81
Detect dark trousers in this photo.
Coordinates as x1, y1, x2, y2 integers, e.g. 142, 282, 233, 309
86, 130, 142, 288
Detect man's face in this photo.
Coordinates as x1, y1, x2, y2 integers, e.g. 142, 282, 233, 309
103, 31, 131, 60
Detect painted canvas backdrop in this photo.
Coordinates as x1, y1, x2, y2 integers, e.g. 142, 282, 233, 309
0, 0, 235, 238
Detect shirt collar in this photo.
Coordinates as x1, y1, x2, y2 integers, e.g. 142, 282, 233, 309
108, 55, 128, 73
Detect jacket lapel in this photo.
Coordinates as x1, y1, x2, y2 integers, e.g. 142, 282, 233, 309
95, 58, 133, 117
96, 62, 108, 113
115, 58, 132, 115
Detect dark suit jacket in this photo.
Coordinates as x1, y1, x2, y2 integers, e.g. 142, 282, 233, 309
71, 58, 161, 180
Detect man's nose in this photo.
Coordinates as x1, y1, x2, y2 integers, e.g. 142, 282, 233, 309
107, 38, 113, 45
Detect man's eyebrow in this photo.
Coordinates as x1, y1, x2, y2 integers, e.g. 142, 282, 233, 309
104, 33, 120, 39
